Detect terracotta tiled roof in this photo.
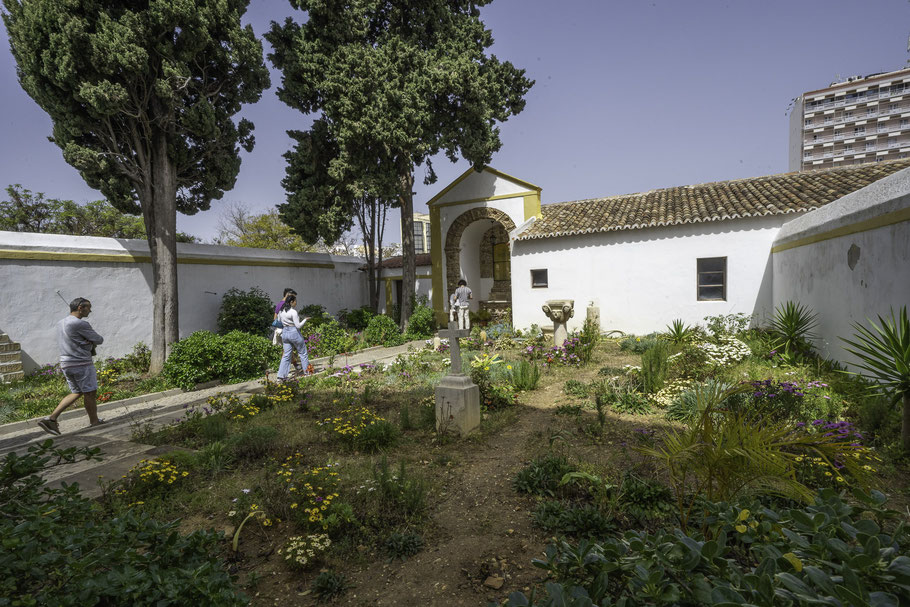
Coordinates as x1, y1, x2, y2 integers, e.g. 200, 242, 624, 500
370, 253, 432, 269
517, 160, 910, 240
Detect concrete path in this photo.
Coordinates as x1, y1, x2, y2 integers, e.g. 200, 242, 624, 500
0, 339, 428, 497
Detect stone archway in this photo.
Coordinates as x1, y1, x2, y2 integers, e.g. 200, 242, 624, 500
444, 207, 517, 318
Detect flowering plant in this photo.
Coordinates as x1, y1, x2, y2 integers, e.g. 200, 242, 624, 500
697, 335, 752, 367
280, 534, 331, 569
789, 420, 879, 488
275, 454, 341, 529
318, 406, 387, 442
113, 458, 189, 500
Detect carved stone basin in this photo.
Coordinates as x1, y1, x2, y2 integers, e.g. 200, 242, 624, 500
542, 299, 575, 346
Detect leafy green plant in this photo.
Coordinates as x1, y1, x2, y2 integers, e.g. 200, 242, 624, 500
509, 360, 541, 391
364, 314, 404, 346
370, 457, 428, 523
356, 418, 399, 452
162, 331, 280, 390
841, 306, 910, 452
563, 379, 589, 398
612, 389, 652, 415
619, 334, 660, 353
217, 286, 274, 336
381, 531, 424, 561
2, 440, 247, 606
577, 317, 600, 365
311, 570, 351, 601
640, 340, 670, 394
308, 319, 357, 357
618, 472, 675, 521
703, 312, 751, 337
638, 383, 875, 529
533, 500, 614, 537
664, 319, 696, 344
505, 489, 910, 607
338, 306, 374, 331
404, 303, 437, 339
513, 455, 576, 498
769, 300, 820, 361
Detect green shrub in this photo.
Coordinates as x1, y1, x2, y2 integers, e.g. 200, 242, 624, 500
229, 426, 279, 461
381, 531, 424, 561
640, 340, 670, 394
307, 319, 357, 358
120, 342, 151, 373
577, 317, 600, 365
1, 441, 246, 606
533, 500, 614, 537
339, 306, 374, 331
513, 455, 576, 497
217, 286, 274, 337
369, 457, 428, 523
162, 331, 279, 390
619, 333, 660, 353
704, 312, 752, 337
364, 314, 404, 346
404, 304, 437, 339
618, 472, 675, 521
509, 360, 541, 391
469, 308, 493, 326
311, 570, 350, 601
505, 489, 910, 607
355, 418, 399, 453
198, 414, 229, 443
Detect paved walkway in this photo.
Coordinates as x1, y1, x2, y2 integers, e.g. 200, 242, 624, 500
0, 339, 428, 496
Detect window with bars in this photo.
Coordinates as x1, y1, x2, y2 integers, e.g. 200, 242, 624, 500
697, 257, 726, 301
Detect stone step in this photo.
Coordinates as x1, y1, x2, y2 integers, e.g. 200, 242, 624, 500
0, 370, 24, 383
0, 361, 22, 374
0, 342, 20, 353
0, 351, 20, 363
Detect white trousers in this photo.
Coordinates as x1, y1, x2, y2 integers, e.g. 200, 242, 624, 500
457, 306, 470, 330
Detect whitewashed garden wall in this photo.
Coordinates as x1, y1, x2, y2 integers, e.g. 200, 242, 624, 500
510, 214, 788, 335
0, 232, 367, 370
772, 168, 910, 365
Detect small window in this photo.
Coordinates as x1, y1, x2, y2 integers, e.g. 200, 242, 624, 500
530, 269, 548, 288
697, 257, 726, 301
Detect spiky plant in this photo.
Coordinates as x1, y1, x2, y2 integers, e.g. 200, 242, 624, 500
769, 301, 820, 361
638, 382, 872, 530
664, 319, 695, 345
841, 306, 910, 451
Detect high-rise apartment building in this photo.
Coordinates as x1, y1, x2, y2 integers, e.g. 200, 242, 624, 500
789, 67, 910, 171
400, 212, 431, 254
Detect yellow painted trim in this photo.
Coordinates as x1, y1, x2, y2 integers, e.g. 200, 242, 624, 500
432, 190, 537, 209
384, 277, 393, 313
426, 166, 541, 206
771, 206, 910, 253
0, 248, 335, 269
523, 192, 542, 220
430, 206, 446, 325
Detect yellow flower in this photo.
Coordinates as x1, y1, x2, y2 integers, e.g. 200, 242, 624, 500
735, 524, 747, 534
507, 365, 512, 370
836, 476, 845, 483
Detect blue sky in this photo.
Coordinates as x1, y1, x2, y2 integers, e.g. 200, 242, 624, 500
1, 0, 908, 243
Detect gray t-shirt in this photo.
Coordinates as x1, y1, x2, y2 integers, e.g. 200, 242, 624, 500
454, 285, 472, 306
57, 315, 103, 368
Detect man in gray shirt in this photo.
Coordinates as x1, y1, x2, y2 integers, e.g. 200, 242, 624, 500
37, 297, 105, 435
453, 279, 473, 330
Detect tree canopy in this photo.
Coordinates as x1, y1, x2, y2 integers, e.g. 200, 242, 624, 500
266, 0, 533, 326
215, 202, 326, 252
0, 185, 197, 241
3, 0, 269, 371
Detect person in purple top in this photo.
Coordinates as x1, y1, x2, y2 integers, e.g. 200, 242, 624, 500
37, 297, 105, 435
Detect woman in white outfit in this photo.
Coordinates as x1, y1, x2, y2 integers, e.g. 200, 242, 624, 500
277, 294, 310, 380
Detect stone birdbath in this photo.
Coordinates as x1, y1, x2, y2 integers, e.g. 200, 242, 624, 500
542, 299, 575, 347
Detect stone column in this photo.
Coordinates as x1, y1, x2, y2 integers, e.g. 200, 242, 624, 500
542, 300, 575, 347
435, 322, 480, 435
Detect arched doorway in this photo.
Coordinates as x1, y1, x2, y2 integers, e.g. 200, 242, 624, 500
444, 207, 516, 323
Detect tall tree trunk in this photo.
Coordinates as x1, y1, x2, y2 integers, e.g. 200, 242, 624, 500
374, 201, 387, 312
143, 130, 179, 375
398, 172, 416, 332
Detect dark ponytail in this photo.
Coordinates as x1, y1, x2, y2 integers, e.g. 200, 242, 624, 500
281, 295, 297, 313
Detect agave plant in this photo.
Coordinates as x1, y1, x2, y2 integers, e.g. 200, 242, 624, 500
664, 319, 695, 345
841, 306, 910, 451
769, 300, 819, 361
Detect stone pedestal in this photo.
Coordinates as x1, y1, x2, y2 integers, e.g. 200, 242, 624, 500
435, 374, 481, 435
586, 305, 600, 331
434, 321, 480, 436
542, 299, 575, 347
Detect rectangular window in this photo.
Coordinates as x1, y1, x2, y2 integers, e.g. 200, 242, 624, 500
697, 257, 726, 301
530, 269, 548, 288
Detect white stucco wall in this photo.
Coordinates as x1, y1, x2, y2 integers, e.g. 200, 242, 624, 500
0, 232, 367, 370
435, 169, 533, 204
511, 214, 789, 334
772, 167, 910, 365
